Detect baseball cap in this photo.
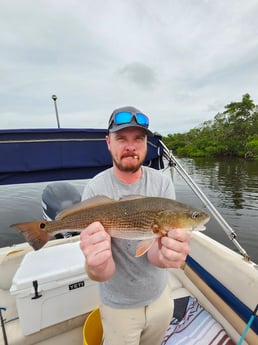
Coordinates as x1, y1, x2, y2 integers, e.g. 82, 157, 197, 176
107, 106, 153, 136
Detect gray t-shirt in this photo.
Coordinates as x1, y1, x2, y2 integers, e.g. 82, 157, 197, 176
82, 166, 175, 308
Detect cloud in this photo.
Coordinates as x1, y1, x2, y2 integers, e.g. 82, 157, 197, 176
1, 0, 258, 134
119, 62, 157, 89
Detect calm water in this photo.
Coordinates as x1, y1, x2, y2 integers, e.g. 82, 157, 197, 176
0, 158, 257, 263
173, 157, 258, 263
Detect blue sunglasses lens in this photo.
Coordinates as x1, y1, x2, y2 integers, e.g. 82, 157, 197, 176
113, 112, 149, 127
135, 113, 149, 126
114, 112, 133, 125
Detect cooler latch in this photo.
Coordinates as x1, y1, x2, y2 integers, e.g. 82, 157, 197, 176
32, 280, 42, 299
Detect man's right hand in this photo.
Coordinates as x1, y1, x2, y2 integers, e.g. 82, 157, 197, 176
80, 221, 116, 281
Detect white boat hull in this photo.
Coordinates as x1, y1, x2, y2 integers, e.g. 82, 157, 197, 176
1, 232, 257, 345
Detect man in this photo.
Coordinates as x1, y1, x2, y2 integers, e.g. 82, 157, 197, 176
80, 106, 190, 345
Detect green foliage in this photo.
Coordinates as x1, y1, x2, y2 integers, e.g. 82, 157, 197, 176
163, 94, 258, 159
245, 134, 258, 158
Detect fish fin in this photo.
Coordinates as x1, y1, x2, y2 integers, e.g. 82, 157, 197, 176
56, 195, 116, 220
119, 195, 146, 201
135, 239, 155, 257
10, 221, 51, 250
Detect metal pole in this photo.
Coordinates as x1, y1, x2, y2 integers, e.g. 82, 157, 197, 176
0, 307, 8, 345
159, 140, 250, 261
52, 95, 61, 128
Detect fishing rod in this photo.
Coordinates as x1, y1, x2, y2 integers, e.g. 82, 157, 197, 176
0, 308, 8, 345
159, 140, 250, 261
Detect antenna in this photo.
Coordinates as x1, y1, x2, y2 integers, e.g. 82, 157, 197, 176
52, 95, 61, 128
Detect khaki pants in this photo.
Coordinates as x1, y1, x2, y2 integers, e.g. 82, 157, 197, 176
100, 285, 173, 345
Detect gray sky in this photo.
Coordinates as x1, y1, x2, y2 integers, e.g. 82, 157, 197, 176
1, 0, 258, 134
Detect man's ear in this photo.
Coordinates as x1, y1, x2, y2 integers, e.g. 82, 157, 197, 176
105, 135, 111, 150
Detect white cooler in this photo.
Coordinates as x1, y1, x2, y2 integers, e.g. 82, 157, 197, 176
10, 242, 100, 335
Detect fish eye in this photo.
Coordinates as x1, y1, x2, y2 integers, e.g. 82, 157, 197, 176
152, 224, 159, 233
192, 212, 200, 219
40, 223, 46, 229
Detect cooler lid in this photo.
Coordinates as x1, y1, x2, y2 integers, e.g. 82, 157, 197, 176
11, 242, 86, 291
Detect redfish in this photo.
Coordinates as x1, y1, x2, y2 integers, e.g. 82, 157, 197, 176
11, 195, 210, 256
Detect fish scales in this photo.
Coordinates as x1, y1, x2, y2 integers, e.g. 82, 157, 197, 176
49, 197, 165, 233
11, 196, 210, 255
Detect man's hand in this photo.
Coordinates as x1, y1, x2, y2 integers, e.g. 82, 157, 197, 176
147, 228, 191, 268
80, 221, 116, 281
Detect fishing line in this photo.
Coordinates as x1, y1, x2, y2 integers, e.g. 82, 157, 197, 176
237, 304, 258, 345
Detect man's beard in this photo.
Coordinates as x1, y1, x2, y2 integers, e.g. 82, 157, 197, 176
112, 152, 146, 173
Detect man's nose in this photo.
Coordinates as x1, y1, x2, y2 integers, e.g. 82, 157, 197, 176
125, 143, 136, 151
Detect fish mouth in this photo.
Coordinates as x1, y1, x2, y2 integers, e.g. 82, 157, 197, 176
193, 224, 207, 231
192, 217, 210, 231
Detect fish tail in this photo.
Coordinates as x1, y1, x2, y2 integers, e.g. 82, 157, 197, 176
10, 221, 51, 250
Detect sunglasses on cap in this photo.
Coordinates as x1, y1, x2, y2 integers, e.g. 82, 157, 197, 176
109, 111, 149, 128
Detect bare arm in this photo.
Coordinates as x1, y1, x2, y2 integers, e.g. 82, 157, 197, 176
147, 229, 191, 268
80, 222, 116, 281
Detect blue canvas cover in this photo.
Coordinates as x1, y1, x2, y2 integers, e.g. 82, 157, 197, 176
0, 128, 164, 185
